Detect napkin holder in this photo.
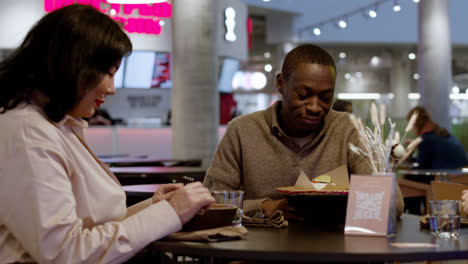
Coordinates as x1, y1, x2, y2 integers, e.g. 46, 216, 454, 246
344, 173, 397, 236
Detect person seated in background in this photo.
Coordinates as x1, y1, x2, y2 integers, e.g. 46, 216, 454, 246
407, 106, 468, 169
332, 99, 353, 113
0, 5, 214, 264
87, 107, 114, 126
204, 44, 404, 220
461, 190, 468, 215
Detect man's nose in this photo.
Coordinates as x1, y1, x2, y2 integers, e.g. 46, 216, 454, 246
305, 96, 321, 113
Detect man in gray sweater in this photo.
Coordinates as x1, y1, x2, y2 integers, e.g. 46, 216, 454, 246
204, 44, 404, 219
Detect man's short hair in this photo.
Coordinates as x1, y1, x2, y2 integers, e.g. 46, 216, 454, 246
281, 44, 336, 81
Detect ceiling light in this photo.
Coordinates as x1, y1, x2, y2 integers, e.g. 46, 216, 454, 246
453, 86, 460, 94
110, 9, 117, 16
408, 93, 420, 100
344, 73, 351, 79
450, 93, 468, 100
368, 10, 377, 18
370, 56, 380, 66
262, 0, 271, 2
338, 20, 347, 29
159, 20, 165, 26
393, 2, 401, 12
313, 28, 321, 36
339, 52, 346, 59
413, 0, 420, 3
264, 52, 271, 58
408, 53, 416, 60
337, 93, 381, 100
413, 73, 420, 80
107, 0, 167, 3
356, 72, 363, 78
264, 64, 272, 72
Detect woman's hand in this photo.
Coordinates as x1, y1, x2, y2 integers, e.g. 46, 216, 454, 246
151, 183, 183, 204
261, 199, 303, 221
461, 190, 468, 214
167, 182, 215, 224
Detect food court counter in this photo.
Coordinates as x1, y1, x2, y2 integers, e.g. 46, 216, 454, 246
84, 126, 227, 158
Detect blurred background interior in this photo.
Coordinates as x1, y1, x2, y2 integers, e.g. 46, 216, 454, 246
0, 0, 466, 162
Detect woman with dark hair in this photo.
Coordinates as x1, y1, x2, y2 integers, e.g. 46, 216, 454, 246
407, 106, 468, 169
0, 5, 214, 264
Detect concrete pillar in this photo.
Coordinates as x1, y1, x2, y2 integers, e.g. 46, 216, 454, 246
418, 0, 452, 130
390, 50, 411, 119
171, 0, 219, 167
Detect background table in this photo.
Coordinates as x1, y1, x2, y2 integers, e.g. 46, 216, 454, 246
122, 184, 161, 206
153, 214, 468, 263
399, 168, 468, 183
100, 156, 201, 167
110, 166, 206, 185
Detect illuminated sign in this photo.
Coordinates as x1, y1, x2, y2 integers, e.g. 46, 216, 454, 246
224, 7, 236, 42
43, 0, 172, 35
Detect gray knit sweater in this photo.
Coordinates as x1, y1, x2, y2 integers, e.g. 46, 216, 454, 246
204, 101, 404, 215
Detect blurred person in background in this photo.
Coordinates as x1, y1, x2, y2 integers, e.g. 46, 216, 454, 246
86, 107, 114, 126
0, 5, 214, 264
407, 106, 468, 170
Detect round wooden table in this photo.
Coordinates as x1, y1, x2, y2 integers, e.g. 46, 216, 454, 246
153, 214, 468, 263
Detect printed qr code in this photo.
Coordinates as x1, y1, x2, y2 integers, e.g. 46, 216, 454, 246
353, 191, 384, 221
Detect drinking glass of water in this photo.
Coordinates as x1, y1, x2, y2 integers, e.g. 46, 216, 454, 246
429, 200, 461, 238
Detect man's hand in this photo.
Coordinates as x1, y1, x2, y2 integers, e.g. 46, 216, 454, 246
261, 199, 303, 221
461, 190, 468, 214
167, 182, 215, 224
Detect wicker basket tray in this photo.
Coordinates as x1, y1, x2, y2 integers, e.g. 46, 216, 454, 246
276, 186, 349, 225
276, 186, 348, 196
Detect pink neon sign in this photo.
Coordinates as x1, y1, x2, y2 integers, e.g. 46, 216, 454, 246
43, 0, 172, 35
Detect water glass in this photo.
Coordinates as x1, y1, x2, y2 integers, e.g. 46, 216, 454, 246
429, 200, 461, 238
211, 190, 244, 226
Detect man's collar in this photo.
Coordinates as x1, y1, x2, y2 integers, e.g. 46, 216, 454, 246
269, 100, 331, 139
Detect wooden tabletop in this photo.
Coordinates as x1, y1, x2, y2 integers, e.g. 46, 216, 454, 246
153, 214, 468, 263
110, 166, 206, 185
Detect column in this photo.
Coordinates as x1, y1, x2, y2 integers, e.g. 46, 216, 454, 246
390, 50, 411, 119
418, 0, 452, 130
171, 0, 219, 167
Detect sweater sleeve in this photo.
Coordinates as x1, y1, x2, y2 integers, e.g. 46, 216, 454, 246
204, 123, 243, 191
0, 145, 181, 264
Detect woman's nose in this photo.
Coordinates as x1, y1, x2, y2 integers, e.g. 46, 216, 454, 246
108, 84, 116, 95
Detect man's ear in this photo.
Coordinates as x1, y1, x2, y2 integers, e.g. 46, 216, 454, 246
276, 73, 284, 95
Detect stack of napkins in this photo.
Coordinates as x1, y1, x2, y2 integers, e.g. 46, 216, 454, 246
166, 226, 248, 242
294, 165, 349, 191
242, 211, 288, 228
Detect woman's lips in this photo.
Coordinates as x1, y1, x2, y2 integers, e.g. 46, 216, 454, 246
95, 99, 105, 107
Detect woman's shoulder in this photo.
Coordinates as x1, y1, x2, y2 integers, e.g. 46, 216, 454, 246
0, 105, 59, 141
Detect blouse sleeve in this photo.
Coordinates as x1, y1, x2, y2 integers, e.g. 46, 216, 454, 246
0, 145, 181, 264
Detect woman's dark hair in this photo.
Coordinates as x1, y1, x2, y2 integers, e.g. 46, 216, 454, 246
281, 44, 336, 81
0, 4, 132, 122
407, 106, 449, 137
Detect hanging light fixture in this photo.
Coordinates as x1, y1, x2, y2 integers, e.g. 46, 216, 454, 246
107, 0, 167, 4
313, 27, 321, 36
393, 0, 401, 12
338, 18, 347, 29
